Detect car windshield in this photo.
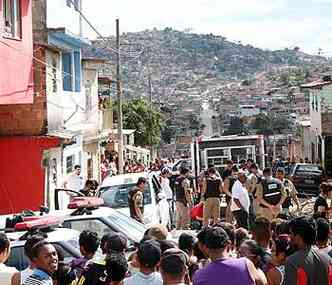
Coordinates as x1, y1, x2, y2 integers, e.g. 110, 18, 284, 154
173, 160, 191, 171
108, 211, 146, 242
296, 165, 322, 173
100, 183, 152, 208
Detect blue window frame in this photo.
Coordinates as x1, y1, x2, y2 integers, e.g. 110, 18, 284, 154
74, 51, 81, 92
62, 52, 72, 91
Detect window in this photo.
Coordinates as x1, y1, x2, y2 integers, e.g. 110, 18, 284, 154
207, 149, 229, 157
100, 183, 152, 208
63, 219, 115, 236
3, 0, 21, 38
66, 155, 74, 174
62, 52, 73, 91
53, 243, 76, 262
296, 165, 321, 173
74, 51, 81, 92
62, 51, 81, 92
5, 246, 28, 271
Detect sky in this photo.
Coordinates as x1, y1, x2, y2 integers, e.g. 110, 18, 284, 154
47, 0, 332, 56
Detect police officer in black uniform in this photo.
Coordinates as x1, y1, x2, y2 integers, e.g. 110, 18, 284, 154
256, 167, 287, 221
202, 167, 223, 226
128, 177, 147, 224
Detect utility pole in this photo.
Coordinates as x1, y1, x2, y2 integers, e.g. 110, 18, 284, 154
148, 71, 154, 160
148, 73, 152, 104
78, 0, 83, 37
116, 19, 124, 174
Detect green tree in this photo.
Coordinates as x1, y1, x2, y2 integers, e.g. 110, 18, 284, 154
252, 113, 289, 135
188, 114, 201, 131
161, 125, 176, 144
224, 117, 248, 135
113, 98, 162, 147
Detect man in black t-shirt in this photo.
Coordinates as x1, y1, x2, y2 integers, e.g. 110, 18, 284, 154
222, 160, 233, 180
314, 182, 332, 219
76, 233, 127, 285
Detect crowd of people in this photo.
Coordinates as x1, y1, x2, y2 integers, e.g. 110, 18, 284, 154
101, 156, 176, 181
1, 215, 332, 285
158, 159, 293, 231
6, 156, 330, 284
121, 158, 332, 284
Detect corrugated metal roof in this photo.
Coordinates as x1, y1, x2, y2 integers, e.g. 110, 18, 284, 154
81, 45, 112, 61
301, 80, 332, 88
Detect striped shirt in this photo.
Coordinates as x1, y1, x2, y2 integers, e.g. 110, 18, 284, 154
22, 269, 53, 285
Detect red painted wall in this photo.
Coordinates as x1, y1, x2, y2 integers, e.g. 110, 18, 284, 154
0, 44, 47, 136
0, 0, 34, 104
0, 136, 59, 215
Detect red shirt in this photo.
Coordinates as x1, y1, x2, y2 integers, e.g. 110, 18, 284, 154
191, 203, 203, 219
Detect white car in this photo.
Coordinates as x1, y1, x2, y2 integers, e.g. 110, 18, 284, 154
50, 203, 147, 248
99, 172, 162, 226
2, 217, 81, 271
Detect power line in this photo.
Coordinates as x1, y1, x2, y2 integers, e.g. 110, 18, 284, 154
1, 39, 118, 113
0, 39, 96, 110
67, 0, 144, 59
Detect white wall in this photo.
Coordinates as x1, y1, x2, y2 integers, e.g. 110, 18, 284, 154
63, 135, 84, 176
62, 89, 86, 127
46, 49, 87, 130
310, 89, 322, 136
46, 50, 63, 131
82, 61, 99, 127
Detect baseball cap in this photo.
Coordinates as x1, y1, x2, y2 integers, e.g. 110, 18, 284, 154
205, 227, 230, 249
160, 248, 188, 275
137, 240, 161, 268
103, 233, 127, 253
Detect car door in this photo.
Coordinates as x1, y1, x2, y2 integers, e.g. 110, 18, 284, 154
141, 175, 160, 225
54, 188, 85, 210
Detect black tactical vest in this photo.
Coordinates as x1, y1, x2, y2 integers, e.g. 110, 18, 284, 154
261, 178, 282, 207
205, 178, 221, 199
175, 176, 187, 205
